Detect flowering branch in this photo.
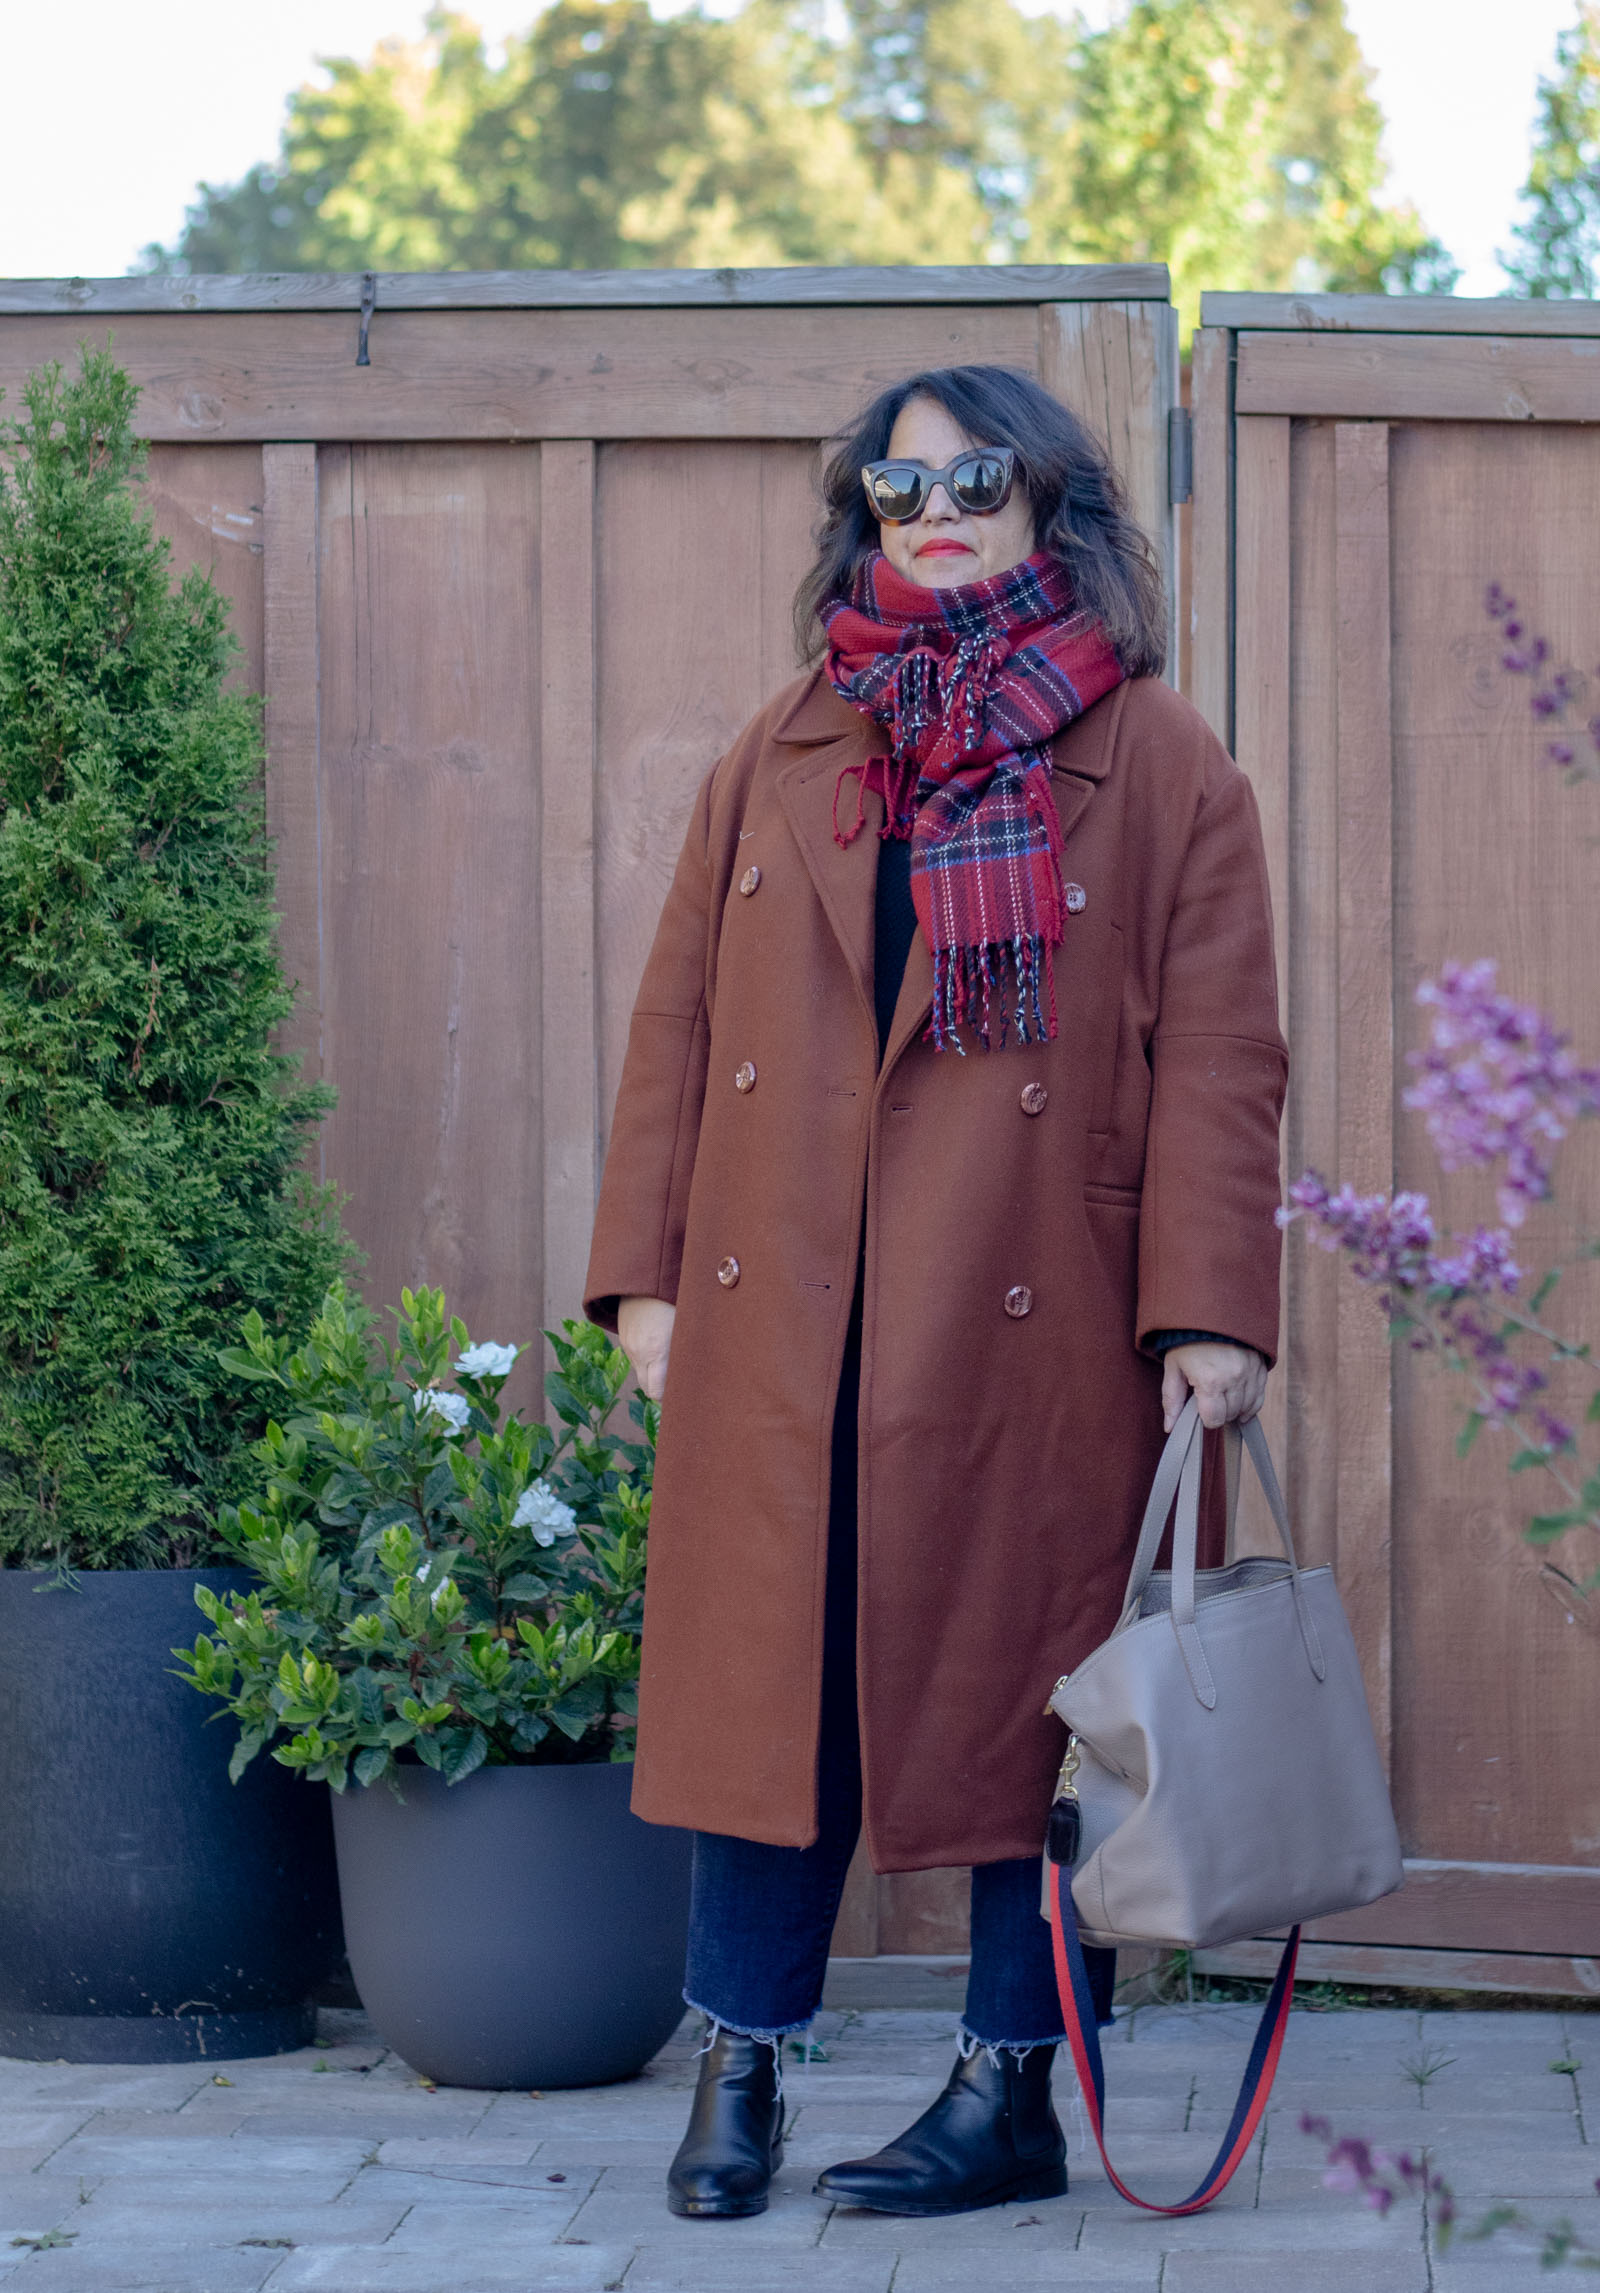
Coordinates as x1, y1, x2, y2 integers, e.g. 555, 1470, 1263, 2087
1279, 595, 1600, 1577
1486, 583, 1600, 783
1302, 2115, 1600, 2270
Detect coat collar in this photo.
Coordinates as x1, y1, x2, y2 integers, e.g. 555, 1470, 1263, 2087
770, 667, 1120, 1071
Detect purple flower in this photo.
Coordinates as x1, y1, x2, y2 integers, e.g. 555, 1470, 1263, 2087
1484, 588, 1600, 766
1302, 2116, 1457, 2229
1403, 962, 1600, 1226
1279, 1176, 1438, 1292
1281, 1172, 1552, 1432
1430, 1228, 1521, 1294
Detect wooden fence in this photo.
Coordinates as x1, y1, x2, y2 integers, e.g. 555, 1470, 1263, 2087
1190, 293, 1600, 1996
0, 265, 1178, 1958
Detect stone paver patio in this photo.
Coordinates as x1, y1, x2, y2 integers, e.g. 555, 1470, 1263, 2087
0, 1963, 1594, 2292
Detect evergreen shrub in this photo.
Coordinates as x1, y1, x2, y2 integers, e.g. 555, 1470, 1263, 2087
0, 347, 348, 1568
177, 1293, 653, 1788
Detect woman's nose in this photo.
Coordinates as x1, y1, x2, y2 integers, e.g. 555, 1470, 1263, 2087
921, 483, 960, 522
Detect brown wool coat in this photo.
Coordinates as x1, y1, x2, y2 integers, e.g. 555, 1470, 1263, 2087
584, 669, 1287, 1873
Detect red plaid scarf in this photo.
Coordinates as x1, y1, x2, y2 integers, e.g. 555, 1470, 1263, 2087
824, 550, 1123, 1051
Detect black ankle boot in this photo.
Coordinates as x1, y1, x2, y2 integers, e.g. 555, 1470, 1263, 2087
667, 2027, 785, 2218
814, 2042, 1067, 2217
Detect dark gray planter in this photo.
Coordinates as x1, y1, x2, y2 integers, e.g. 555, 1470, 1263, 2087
0, 1567, 343, 2062
331, 1761, 692, 2088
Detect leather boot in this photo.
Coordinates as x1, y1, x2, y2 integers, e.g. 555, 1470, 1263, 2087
815, 2042, 1067, 2216
667, 2028, 785, 2218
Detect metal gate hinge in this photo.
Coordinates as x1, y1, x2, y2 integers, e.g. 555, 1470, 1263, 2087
1168, 405, 1193, 506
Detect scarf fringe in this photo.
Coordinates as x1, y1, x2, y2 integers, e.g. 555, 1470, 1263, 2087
931, 935, 1055, 1055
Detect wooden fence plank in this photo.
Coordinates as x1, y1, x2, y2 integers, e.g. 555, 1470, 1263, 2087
315, 443, 544, 1396
1196, 1942, 1600, 1998
261, 443, 324, 1130
1333, 421, 1395, 1771
0, 263, 1169, 318
540, 443, 599, 1346
1238, 331, 1600, 422
1285, 420, 1341, 1577
1038, 301, 1178, 667
1231, 417, 1291, 1554
1382, 421, 1600, 1875
0, 308, 1042, 444
145, 443, 266, 692
1299, 1857, 1600, 1956
1204, 291, 1600, 337
1186, 327, 1232, 746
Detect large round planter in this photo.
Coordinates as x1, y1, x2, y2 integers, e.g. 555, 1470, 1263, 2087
331, 1761, 692, 2088
0, 1568, 343, 2062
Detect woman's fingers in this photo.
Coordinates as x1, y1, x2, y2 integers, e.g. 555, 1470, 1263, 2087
1161, 1352, 1191, 1434
617, 1296, 677, 1401
1164, 1342, 1266, 1430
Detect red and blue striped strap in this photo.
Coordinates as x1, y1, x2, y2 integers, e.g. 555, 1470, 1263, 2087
1047, 1860, 1300, 2215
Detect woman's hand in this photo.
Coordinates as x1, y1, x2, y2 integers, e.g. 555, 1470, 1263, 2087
1161, 1341, 1266, 1434
618, 1296, 677, 1402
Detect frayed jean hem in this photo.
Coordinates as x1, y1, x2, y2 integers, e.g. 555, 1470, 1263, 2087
682, 1992, 815, 2044
957, 2021, 1068, 2062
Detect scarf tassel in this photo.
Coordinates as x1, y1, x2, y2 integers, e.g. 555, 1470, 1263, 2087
931, 935, 1055, 1055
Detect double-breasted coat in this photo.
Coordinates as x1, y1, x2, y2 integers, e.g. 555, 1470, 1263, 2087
584, 668, 1287, 1873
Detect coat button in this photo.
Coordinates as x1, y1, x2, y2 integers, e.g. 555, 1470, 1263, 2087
1020, 1082, 1049, 1116
717, 1256, 741, 1288
739, 864, 761, 896
734, 1061, 757, 1093
1004, 1284, 1033, 1318
1064, 882, 1087, 914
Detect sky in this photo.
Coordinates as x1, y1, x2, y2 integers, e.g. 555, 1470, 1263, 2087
0, 0, 1582, 292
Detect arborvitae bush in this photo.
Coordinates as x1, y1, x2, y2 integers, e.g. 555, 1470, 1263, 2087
0, 347, 348, 1568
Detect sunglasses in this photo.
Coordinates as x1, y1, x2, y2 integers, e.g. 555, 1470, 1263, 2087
860, 446, 1018, 524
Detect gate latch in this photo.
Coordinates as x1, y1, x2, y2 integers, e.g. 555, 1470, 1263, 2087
356, 273, 377, 367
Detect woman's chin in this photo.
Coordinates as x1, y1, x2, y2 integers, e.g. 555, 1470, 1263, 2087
904, 553, 981, 588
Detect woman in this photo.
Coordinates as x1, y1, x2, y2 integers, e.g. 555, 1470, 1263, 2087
583, 364, 1285, 2220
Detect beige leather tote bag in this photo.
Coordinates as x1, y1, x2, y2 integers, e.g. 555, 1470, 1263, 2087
1045, 1396, 1402, 1951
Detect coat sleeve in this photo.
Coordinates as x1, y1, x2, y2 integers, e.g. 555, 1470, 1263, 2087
1136, 753, 1288, 1366
583, 768, 716, 1333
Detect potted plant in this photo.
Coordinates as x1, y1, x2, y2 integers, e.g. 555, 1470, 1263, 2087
176, 1285, 692, 2090
0, 349, 348, 2061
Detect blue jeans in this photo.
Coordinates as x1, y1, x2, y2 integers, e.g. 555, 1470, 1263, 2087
682, 1306, 1116, 2048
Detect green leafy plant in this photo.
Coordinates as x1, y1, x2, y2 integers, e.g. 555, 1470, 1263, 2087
175, 1285, 654, 1789
0, 346, 346, 1568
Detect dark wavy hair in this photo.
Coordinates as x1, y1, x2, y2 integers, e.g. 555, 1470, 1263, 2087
793, 364, 1166, 677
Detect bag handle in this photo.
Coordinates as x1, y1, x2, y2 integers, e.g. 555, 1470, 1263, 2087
1048, 1859, 1300, 2214
1121, 1400, 1326, 1698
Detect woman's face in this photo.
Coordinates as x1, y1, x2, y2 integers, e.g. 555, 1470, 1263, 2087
875, 395, 1037, 589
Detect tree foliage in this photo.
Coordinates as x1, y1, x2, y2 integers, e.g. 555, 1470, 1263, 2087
0, 349, 348, 1569
141, 0, 1447, 326
1036, 0, 1457, 324
1505, 2, 1600, 297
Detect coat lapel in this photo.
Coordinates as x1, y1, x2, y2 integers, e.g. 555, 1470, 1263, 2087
773, 680, 885, 1032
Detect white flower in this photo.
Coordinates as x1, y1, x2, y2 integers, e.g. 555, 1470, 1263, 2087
513, 1479, 579, 1547
456, 1341, 519, 1380
412, 1387, 471, 1436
